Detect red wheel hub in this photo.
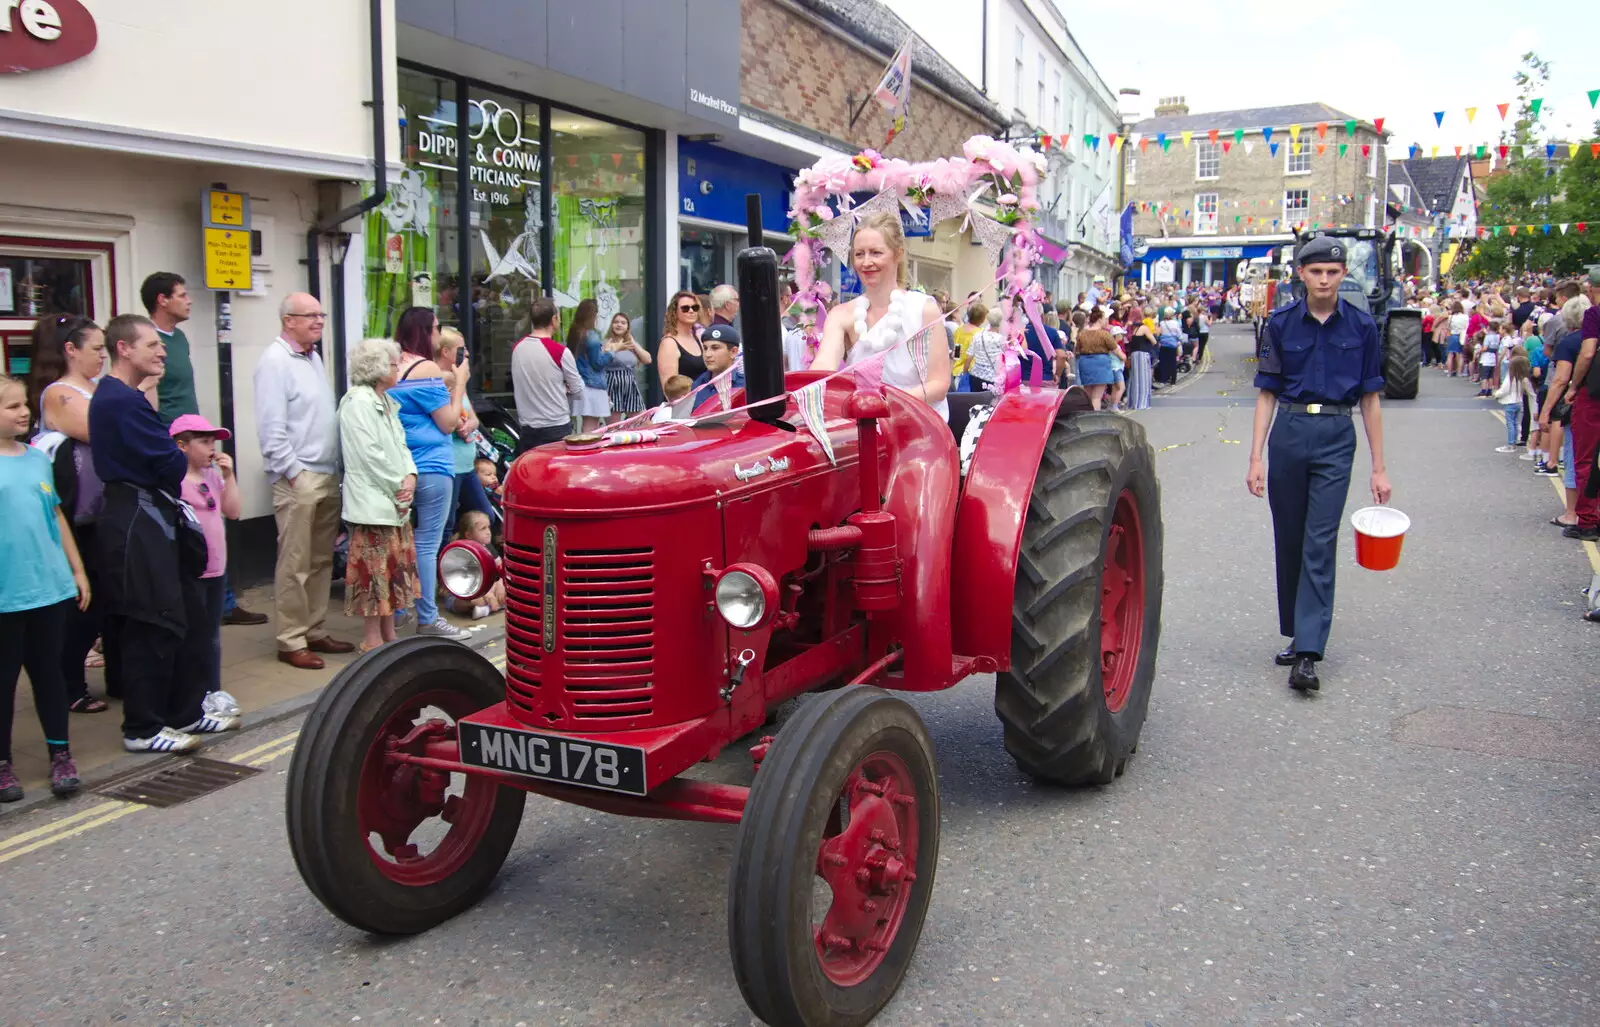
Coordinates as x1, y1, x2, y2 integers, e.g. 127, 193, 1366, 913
812, 752, 920, 987
358, 689, 498, 886
1099, 490, 1146, 714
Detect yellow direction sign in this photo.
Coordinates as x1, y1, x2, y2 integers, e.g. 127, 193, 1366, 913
203, 228, 253, 290
207, 190, 246, 227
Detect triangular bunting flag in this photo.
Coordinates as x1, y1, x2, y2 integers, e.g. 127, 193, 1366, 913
1161, 139, 1171, 152
1530, 98, 1543, 117
793, 380, 835, 465
1233, 128, 1243, 144
1454, 146, 1462, 157
1579, 223, 1588, 233
1593, 143, 1600, 159
1431, 145, 1439, 157
1497, 145, 1508, 159
1156, 132, 1166, 147
1139, 136, 1149, 152
1289, 124, 1301, 140
1373, 118, 1384, 134
1316, 122, 1328, 139
1496, 102, 1509, 120
1222, 140, 1231, 153
1040, 134, 1052, 149
1317, 143, 1326, 156
1492, 226, 1501, 236
1465, 106, 1477, 123
1245, 141, 1255, 155
1262, 127, 1274, 143
1181, 130, 1192, 147
1339, 143, 1347, 157
1570, 143, 1580, 157
1546, 144, 1556, 158
1433, 111, 1445, 127
1361, 144, 1370, 157
1508, 225, 1517, 236
1112, 135, 1124, 151
1475, 145, 1486, 158
1542, 224, 1551, 235
1560, 223, 1569, 235
1207, 128, 1218, 144
1270, 142, 1279, 156
1589, 89, 1600, 109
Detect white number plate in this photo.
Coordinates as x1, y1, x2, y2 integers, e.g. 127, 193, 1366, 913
460, 724, 647, 796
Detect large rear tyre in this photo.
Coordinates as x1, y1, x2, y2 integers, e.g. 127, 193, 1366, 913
1383, 311, 1421, 400
995, 410, 1163, 786
729, 687, 939, 1027
286, 636, 525, 935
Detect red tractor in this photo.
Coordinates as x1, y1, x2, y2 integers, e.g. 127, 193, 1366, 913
287, 201, 1163, 1027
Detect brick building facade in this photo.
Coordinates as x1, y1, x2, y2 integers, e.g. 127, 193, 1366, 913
1123, 98, 1389, 287
740, 0, 1003, 165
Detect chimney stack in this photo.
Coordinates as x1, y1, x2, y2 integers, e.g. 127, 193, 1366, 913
1153, 95, 1189, 117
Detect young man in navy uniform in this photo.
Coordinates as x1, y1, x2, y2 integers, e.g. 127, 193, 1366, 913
1246, 235, 1393, 692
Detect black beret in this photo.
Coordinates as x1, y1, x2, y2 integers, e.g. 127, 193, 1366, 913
702, 323, 740, 347
1296, 235, 1346, 267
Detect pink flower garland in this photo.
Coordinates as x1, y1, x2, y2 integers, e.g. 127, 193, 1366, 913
789, 135, 1049, 390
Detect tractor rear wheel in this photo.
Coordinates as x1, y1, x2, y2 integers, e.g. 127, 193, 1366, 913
729, 687, 939, 1027
995, 411, 1163, 786
286, 637, 525, 935
1383, 310, 1422, 400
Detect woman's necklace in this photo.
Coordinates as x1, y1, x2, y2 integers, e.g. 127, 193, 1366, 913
852, 289, 917, 358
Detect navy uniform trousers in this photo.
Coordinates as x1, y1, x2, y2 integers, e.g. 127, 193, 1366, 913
1267, 410, 1356, 658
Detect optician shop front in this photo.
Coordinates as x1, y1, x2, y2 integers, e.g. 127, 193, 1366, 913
365, 65, 659, 405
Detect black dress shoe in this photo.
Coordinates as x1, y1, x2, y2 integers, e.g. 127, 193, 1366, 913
1275, 647, 1297, 666
1288, 655, 1320, 692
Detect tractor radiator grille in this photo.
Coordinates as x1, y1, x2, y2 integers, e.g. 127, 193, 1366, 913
501, 541, 656, 723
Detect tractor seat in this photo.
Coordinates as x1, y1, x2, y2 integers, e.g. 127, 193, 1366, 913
946, 390, 994, 441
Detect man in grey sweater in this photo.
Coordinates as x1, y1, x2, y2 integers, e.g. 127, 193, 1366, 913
512, 298, 583, 455
253, 293, 353, 669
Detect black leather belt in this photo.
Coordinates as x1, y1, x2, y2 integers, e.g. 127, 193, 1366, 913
1282, 402, 1353, 415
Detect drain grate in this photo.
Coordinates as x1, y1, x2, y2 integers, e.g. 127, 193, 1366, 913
94, 756, 262, 807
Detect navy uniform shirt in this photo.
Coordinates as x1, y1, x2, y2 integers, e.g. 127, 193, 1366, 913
1254, 298, 1384, 404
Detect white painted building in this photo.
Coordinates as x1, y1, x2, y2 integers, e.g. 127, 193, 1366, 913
879, 0, 1123, 301
0, 0, 395, 536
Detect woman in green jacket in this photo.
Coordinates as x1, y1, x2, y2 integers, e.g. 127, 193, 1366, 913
338, 337, 419, 652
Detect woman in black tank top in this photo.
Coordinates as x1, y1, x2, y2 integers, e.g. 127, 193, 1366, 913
660, 290, 707, 383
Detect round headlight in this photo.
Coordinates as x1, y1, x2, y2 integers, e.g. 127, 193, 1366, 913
715, 569, 767, 629
440, 544, 485, 600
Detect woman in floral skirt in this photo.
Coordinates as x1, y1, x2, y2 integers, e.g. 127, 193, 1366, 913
337, 338, 420, 652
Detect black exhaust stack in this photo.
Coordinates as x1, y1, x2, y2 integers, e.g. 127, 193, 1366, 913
737, 193, 786, 424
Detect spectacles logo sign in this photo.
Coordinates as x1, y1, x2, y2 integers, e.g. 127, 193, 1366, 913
1, 0, 97, 74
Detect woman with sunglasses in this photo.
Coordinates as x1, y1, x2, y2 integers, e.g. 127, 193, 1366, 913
657, 290, 707, 387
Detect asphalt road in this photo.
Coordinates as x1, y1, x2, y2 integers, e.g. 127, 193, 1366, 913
3, 323, 1596, 1026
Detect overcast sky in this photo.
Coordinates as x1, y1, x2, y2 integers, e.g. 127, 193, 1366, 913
883, 0, 1596, 149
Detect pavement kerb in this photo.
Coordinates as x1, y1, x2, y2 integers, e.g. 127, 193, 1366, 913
0, 624, 506, 825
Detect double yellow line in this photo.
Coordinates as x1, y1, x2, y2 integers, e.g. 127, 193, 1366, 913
0, 730, 303, 866
1, 647, 511, 866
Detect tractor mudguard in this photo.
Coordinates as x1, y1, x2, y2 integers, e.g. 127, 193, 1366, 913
948, 386, 1085, 666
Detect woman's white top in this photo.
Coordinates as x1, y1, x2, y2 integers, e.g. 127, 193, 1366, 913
845, 289, 948, 420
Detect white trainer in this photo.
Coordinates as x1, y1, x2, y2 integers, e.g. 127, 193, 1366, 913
124, 727, 202, 753
203, 690, 242, 718
179, 714, 242, 734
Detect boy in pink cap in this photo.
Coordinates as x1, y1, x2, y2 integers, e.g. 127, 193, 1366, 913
169, 414, 244, 729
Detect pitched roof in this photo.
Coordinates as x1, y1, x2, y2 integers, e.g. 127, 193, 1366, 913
1385, 161, 1426, 220
1399, 156, 1468, 215
1131, 101, 1377, 138
789, 0, 1006, 125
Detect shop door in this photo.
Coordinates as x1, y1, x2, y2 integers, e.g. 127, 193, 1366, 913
0, 237, 116, 376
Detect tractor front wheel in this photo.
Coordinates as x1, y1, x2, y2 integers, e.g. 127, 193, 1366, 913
728, 687, 939, 1027
995, 411, 1164, 786
286, 637, 525, 935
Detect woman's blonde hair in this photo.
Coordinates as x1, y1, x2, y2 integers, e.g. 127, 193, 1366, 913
663, 290, 698, 341
851, 210, 908, 288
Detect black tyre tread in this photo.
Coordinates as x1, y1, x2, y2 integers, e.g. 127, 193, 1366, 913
1383, 311, 1421, 400
995, 410, 1164, 786
729, 687, 939, 1027
286, 637, 525, 935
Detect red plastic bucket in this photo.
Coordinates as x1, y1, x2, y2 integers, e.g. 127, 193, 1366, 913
1351, 506, 1410, 571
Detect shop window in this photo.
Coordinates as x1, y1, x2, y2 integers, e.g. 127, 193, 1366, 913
550, 109, 646, 355
0, 237, 114, 377
365, 69, 462, 343
469, 87, 545, 398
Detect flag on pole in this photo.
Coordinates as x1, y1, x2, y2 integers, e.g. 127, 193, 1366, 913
873, 34, 914, 147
